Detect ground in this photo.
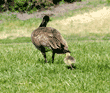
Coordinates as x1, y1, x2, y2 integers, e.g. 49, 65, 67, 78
0, 1, 110, 92
0, 1, 90, 20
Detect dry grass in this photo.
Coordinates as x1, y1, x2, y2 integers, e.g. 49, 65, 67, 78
0, 6, 110, 39
0, 28, 32, 39
48, 6, 110, 35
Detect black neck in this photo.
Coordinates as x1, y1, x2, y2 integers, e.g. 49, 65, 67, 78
39, 21, 47, 27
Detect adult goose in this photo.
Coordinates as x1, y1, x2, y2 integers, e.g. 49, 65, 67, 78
31, 15, 75, 70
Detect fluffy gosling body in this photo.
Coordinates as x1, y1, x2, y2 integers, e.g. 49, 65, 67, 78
64, 53, 75, 70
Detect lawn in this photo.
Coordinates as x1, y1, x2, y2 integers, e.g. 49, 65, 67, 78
0, 0, 110, 92
0, 41, 110, 92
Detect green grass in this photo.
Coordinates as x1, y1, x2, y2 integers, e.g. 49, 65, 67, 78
0, 34, 110, 44
0, 0, 110, 92
0, 37, 31, 44
0, 40, 110, 92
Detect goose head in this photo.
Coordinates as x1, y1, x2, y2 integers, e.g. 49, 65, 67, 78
39, 15, 51, 27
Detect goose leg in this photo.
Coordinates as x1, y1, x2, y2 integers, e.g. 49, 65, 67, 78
39, 46, 47, 63
52, 51, 55, 63
42, 52, 47, 63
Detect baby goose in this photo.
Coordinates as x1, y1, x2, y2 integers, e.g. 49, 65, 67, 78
64, 53, 75, 70
31, 15, 75, 66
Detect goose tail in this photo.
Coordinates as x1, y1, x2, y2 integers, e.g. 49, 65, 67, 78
63, 50, 71, 53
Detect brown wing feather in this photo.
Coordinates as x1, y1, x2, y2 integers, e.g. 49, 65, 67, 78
31, 27, 68, 50
51, 28, 68, 50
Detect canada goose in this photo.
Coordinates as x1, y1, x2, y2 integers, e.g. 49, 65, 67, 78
31, 15, 75, 70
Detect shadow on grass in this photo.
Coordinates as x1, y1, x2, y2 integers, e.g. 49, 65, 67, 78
98, 64, 110, 71
66, 65, 76, 70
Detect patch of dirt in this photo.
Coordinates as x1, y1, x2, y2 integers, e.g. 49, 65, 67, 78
1, 1, 89, 20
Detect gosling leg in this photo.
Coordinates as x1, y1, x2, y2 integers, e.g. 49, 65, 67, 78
70, 64, 73, 70
71, 63, 75, 70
